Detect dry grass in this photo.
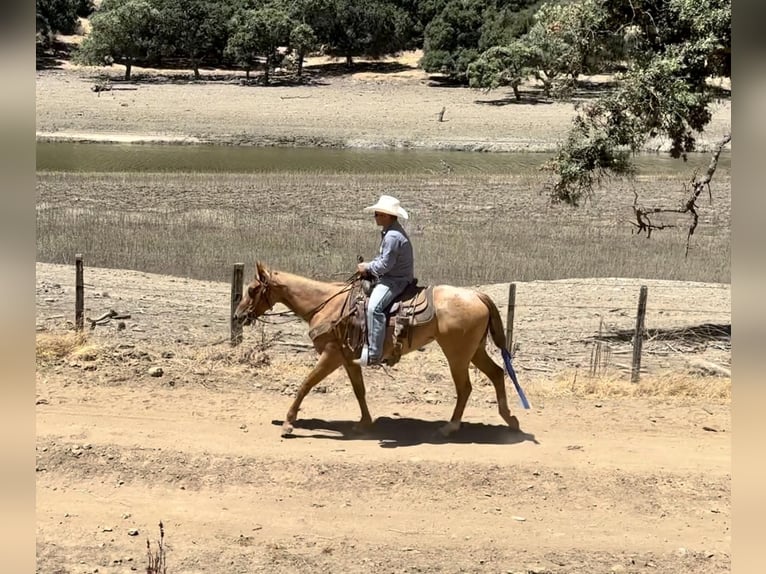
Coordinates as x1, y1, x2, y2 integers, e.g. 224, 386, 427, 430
35, 331, 95, 364
36, 170, 731, 285
528, 369, 730, 401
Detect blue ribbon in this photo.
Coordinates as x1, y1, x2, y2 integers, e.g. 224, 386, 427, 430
501, 348, 531, 410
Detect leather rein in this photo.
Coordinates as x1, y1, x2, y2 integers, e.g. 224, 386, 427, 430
249, 272, 359, 323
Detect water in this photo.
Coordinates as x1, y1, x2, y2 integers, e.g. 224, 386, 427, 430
36, 142, 730, 176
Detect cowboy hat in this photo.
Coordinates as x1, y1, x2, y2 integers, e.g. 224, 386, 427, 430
363, 195, 409, 220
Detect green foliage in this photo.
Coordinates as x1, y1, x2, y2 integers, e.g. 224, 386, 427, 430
544, 0, 731, 205
224, 10, 263, 79
321, 0, 414, 66
421, 0, 542, 81
154, 0, 233, 78
478, 0, 543, 50
249, 6, 294, 83
523, 0, 610, 95
289, 23, 318, 76
37, 0, 81, 45
73, 0, 159, 80
467, 41, 534, 100
420, 0, 486, 78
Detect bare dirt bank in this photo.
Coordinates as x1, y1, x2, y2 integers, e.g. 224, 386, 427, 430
35, 53, 732, 152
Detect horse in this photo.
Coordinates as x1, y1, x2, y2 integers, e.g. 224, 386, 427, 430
233, 261, 523, 437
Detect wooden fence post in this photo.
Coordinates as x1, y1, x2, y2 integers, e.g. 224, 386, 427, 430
230, 263, 245, 346
75, 254, 84, 332
631, 285, 648, 383
505, 282, 517, 353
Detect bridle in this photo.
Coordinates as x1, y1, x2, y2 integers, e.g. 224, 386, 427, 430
239, 278, 275, 325
242, 271, 360, 325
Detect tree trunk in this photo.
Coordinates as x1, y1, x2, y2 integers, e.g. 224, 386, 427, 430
346, 54, 353, 68
512, 82, 520, 101
297, 53, 304, 77
264, 55, 270, 85
124, 60, 132, 81
246, 68, 250, 80
193, 60, 200, 80
536, 72, 552, 97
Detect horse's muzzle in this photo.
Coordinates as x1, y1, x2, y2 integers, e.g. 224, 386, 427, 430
232, 313, 253, 326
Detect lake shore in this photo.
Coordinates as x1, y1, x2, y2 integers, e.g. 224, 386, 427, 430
36, 51, 732, 152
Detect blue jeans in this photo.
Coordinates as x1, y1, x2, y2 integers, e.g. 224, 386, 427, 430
366, 281, 403, 361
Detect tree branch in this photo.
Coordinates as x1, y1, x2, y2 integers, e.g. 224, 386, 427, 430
631, 133, 730, 253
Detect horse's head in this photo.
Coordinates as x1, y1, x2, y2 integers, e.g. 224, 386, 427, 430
233, 262, 275, 325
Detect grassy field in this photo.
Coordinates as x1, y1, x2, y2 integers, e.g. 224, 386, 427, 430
36, 169, 730, 286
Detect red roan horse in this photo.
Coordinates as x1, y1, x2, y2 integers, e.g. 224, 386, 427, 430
234, 262, 522, 437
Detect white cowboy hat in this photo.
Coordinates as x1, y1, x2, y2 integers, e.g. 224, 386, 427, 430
363, 195, 409, 220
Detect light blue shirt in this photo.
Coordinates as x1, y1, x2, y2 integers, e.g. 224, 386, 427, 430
367, 220, 414, 287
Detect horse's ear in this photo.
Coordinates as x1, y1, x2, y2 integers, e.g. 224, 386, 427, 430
256, 261, 270, 282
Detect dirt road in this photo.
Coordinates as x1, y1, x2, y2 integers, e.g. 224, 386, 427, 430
35, 263, 730, 573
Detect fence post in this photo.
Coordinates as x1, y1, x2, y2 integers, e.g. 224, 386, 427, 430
631, 285, 648, 383
505, 282, 517, 353
230, 263, 245, 346
75, 254, 84, 332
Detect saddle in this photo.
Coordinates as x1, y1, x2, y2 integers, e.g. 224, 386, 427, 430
342, 278, 436, 365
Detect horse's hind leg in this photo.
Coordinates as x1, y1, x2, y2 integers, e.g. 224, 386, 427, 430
471, 344, 520, 431
436, 340, 474, 436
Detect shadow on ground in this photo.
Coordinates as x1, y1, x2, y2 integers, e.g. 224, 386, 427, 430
273, 416, 539, 448
36, 41, 72, 70
474, 95, 552, 106
306, 60, 415, 77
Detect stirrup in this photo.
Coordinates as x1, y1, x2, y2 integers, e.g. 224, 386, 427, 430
354, 346, 381, 367
359, 346, 371, 366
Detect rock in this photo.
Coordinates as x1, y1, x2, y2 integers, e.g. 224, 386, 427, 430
161, 351, 175, 359
127, 529, 139, 536
512, 515, 526, 522
147, 366, 164, 377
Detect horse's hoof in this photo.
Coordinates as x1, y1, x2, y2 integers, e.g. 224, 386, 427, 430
281, 422, 294, 437
352, 420, 373, 434
507, 415, 520, 432
439, 422, 460, 437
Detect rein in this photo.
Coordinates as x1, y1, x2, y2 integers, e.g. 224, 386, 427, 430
253, 272, 360, 323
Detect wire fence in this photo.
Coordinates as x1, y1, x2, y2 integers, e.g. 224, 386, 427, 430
38, 258, 731, 380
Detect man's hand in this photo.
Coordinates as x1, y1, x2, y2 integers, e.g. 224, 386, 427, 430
357, 262, 367, 275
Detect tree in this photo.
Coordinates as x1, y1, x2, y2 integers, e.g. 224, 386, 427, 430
467, 41, 534, 100
289, 22, 318, 77
37, 0, 80, 46
544, 0, 731, 207
225, 7, 262, 81
74, 0, 159, 80
522, 0, 610, 97
420, 0, 542, 82
226, 6, 293, 84
420, 0, 485, 79
154, 0, 232, 79
306, 0, 414, 68
252, 6, 294, 84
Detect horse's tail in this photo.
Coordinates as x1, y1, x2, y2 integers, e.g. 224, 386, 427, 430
476, 291, 506, 350
476, 290, 531, 410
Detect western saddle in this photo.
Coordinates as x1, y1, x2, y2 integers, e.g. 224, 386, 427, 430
308, 278, 435, 366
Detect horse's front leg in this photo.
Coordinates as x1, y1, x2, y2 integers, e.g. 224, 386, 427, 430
341, 358, 373, 432
282, 343, 344, 436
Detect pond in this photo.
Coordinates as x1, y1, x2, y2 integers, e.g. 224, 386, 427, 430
36, 142, 731, 176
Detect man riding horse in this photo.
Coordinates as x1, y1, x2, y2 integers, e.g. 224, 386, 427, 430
355, 195, 415, 367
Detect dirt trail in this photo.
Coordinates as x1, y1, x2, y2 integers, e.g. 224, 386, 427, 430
36, 263, 730, 573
